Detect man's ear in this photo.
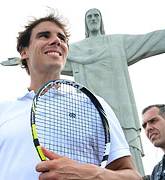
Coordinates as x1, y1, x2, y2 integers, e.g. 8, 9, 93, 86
20, 47, 29, 59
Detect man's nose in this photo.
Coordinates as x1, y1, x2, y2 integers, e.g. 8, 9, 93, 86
49, 35, 61, 46
146, 123, 153, 136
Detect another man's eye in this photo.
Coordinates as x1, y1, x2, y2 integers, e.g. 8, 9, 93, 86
142, 123, 146, 129
150, 118, 157, 124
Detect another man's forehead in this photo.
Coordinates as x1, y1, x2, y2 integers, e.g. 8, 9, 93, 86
142, 107, 159, 121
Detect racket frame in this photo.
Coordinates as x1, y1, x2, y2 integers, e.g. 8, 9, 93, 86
30, 79, 110, 167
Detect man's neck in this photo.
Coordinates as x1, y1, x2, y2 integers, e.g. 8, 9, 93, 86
29, 73, 60, 93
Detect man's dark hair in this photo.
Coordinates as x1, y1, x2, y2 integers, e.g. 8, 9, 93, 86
142, 104, 165, 119
142, 175, 150, 180
17, 10, 70, 75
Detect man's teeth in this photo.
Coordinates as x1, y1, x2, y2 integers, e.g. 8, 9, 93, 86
47, 52, 61, 56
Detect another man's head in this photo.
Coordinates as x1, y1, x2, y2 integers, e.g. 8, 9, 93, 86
85, 8, 105, 38
142, 104, 165, 152
17, 10, 70, 76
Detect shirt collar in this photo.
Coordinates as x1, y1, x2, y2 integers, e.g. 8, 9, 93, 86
17, 88, 35, 100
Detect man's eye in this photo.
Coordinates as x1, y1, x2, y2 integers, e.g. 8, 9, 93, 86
59, 36, 65, 41
39, 34, 49, 39
58, 35, 67, 43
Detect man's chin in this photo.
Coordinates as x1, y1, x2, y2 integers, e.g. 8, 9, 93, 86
152, 140, 161, 148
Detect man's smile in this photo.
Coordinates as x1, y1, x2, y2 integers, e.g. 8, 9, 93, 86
44, 49, 62, 57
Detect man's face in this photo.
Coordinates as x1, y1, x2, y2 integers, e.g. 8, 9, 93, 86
86, 9, 101, 33
142, 107, 165, 151
21, 21, 68, 77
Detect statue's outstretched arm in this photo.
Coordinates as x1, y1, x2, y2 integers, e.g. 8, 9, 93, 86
125, 29, 165, 66
0, 57, 21, 66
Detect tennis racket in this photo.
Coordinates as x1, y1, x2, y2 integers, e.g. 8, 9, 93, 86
31, 79, 110, 168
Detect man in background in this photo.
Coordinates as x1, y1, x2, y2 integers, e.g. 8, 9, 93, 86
142, 104, 165, 179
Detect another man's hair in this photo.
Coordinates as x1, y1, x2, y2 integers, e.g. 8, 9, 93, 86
142, 104, 165, 119
17, 10, 70, 75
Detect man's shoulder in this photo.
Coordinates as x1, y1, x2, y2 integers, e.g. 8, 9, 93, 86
151, 155, 165, 179
0, 100, 15, 116
0, 100, 14, 107
0, 90, 34, 114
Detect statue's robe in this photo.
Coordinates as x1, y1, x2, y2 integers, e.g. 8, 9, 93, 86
62, 30, 165, 175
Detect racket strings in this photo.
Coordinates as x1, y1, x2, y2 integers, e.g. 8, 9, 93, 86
35, 84, 106, 165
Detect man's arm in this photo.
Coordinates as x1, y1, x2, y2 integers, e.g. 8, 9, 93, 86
36, 147, 142, 180
105, 156, 141, 179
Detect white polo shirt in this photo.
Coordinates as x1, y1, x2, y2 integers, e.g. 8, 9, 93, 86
0, 90, 130, 180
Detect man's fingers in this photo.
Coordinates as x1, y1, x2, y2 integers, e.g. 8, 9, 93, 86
41, 146, 62, 160
36, 147, 64, 174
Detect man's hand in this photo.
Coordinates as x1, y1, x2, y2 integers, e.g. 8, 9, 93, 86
36, 147, 142, 180
36, 146, 102, 180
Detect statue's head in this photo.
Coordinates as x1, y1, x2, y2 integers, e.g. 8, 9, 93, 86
85, 8, 105, 38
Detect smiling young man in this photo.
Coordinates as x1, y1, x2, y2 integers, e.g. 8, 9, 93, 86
0, 10, 141, 180
142, 104, 165, 180
18, 18, 69, 94
0, 11, 70, 180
